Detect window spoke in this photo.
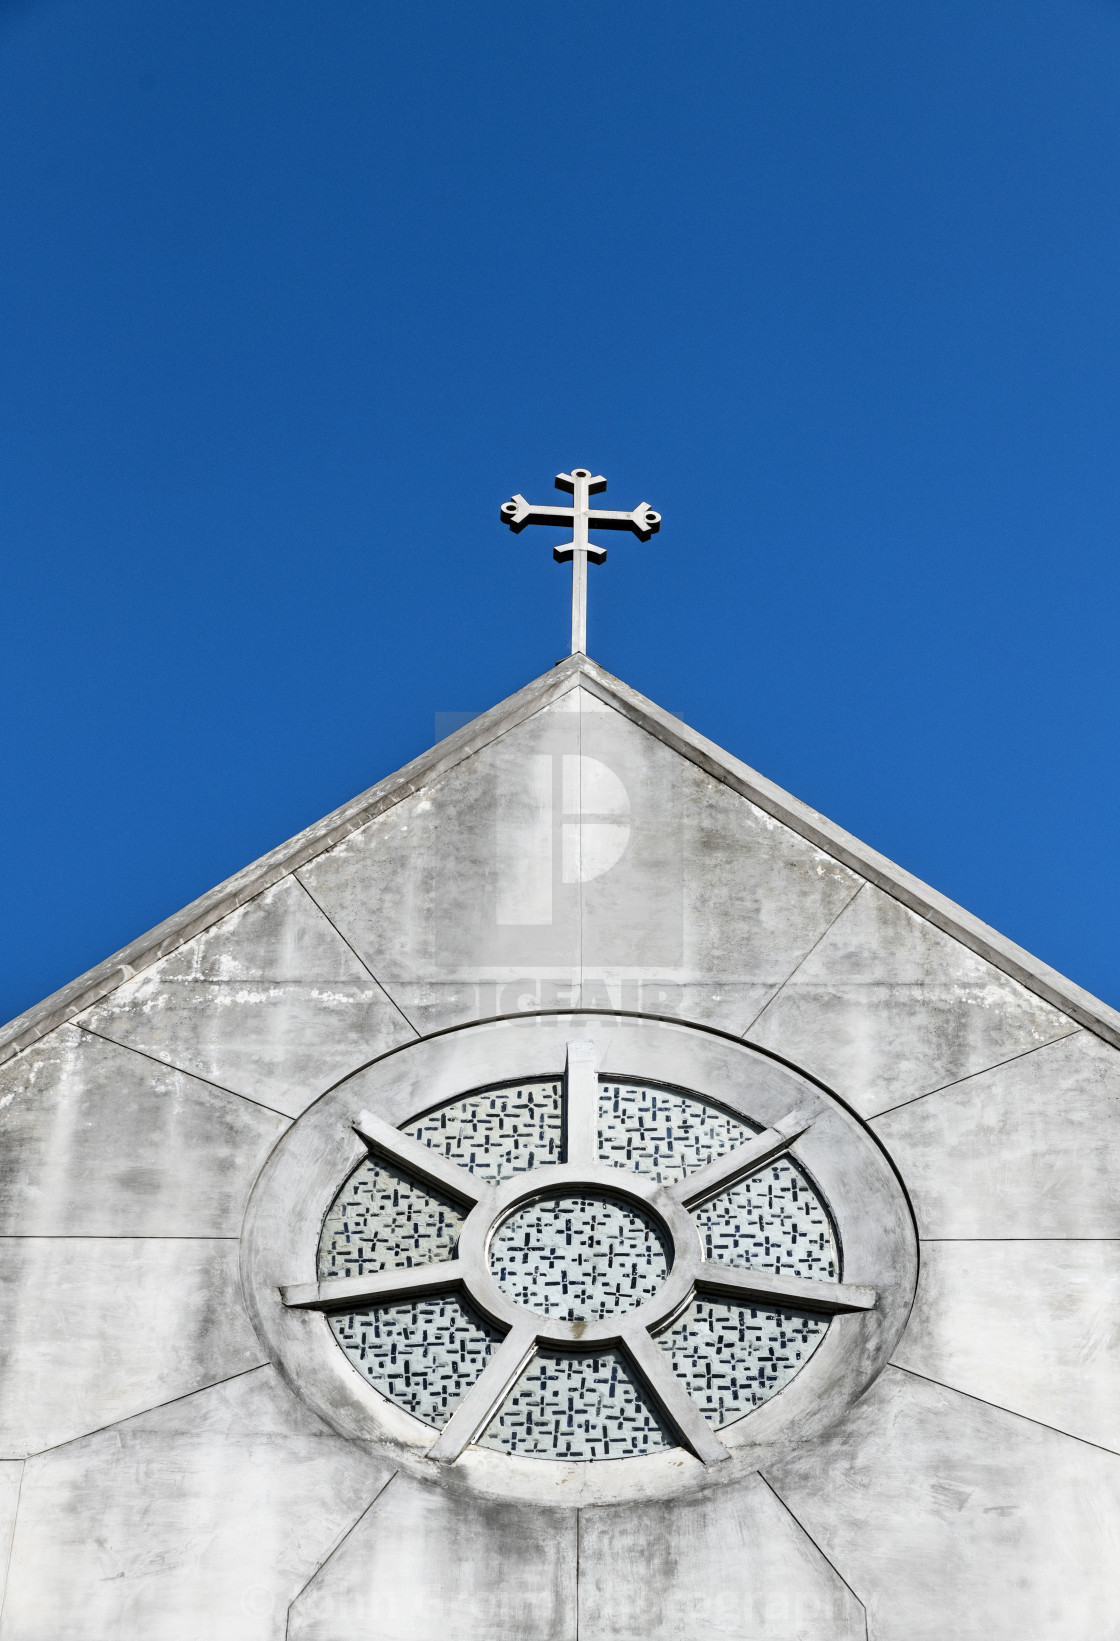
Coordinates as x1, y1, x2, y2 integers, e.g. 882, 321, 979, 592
621, 1326, 730, 1465
282, 1258, 467, 1312
563, 1038, 600, 1166
428, 1322, 539, 1462
696, 1263, 876, 1314
353, 1109, 487, 1207
670, 1109, 813, 1208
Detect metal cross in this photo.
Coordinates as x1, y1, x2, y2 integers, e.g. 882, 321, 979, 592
500, 467, 661, 655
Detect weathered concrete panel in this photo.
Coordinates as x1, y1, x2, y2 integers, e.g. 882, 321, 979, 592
0, 1367, 389, 1641
748, 884, 1074, 1117
765, 1364, 1120, 1640
0, 1463, 22, 1612
0, 1238, 265, 1456
299, 694, 584, 1036
288, 1472, 577, 1641
892, 1239, 1120, 1452
578, 695, 862, 1034
299, 690, 862, 1039
80, 876, 414, 1118
871, 1030, 1120, 1237
577, 1474, 865, 1641
0, 1026, 286, 1237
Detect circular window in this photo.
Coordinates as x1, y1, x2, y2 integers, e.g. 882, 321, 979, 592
244, 1015, 916, 1506
282, 1047, 873, 1467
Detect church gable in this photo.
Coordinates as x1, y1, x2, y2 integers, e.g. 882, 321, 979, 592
53, 661, 1078, 1130
1, 651, 1117, 1640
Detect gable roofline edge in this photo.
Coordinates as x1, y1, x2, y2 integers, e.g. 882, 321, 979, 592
0, 656, 585, 1068
575, 655, 1117, 1050
1, 652, 1114, 1069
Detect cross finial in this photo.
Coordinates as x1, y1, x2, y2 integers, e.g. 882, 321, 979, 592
500, 467, 661, 654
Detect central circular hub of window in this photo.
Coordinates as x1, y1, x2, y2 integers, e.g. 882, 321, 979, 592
489, 1191, 671, 1320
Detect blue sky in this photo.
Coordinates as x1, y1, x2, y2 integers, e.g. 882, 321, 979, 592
3, 0, 1120, 1023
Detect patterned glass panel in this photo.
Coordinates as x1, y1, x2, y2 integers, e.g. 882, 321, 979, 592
479, 1347, 673, 1460
695, 1159, 838, 1283
658, 1298, 829, 1427
318, 1074, 840, 1452
328, 1295, 500, 1427
490, 1193, 669, 1319
318, 1156, 465, 1281
406, 1080, 562, 1181
598, 1080, 759, 1182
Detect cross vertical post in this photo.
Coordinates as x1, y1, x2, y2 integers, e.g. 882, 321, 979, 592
499, 467, 661, 655
563, 468, 597, 656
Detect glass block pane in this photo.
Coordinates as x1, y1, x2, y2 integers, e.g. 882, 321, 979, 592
490, 1192, 669, 1320
479, 1347, 674, 1460
318, 1156, 465, 1281
406, 1080, 563, 1181
695, 1158, 838, 1283
597, 1080, 759, 1182
658, 1298, 830, 1427
317, 1073, 840, 1457
328, 1294, 500, 1427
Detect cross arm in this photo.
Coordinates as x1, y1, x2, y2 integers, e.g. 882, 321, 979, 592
499, 495, 575, 533
499, 496, 661, 542
584, 504, 661, 541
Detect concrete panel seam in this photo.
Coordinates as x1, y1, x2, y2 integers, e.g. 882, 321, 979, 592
292, 876, 422, 1040
755, 1469, 869, 1641
578, 684, 584, 989
574, 1506, 581, 1641
74, 1022, 296, 1123
887, 1362, 1120, 1460
740, 881, 868, 1038
0, 1234, 240, 1241
0, 1462, 24, 1641
16, 1362, 272, 1462
284, 1469, 400, 1639
920, 1236, 1120, 1242
866, 1029, 1086, 1121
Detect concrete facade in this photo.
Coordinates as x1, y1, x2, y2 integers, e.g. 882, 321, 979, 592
0, 653, 1117, 1637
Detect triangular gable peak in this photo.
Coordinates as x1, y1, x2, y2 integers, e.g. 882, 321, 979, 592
0, 655, 1106, 1118
5, 651, 1120, 1638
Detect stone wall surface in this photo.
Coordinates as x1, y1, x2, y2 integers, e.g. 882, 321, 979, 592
288, 1476, 578, 1641
81, 875, 416, 1116
746, 880, 1076, 1117
0, 1368, 390, 1640
0, 1024, 286, 1236
764, 1366, 1120, 1641
0, 669, 1116, 1638
576, 1478, 866, 1641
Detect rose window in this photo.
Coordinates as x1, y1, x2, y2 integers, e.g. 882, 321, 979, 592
283, 1041, 876, 1464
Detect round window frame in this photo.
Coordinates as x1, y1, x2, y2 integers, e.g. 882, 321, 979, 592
241, 1013, 918, 1508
